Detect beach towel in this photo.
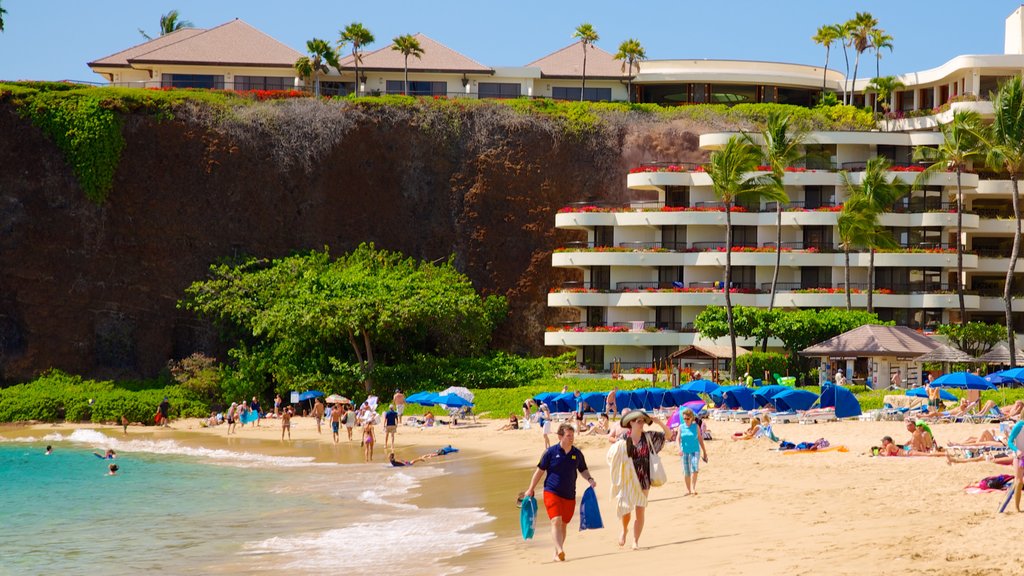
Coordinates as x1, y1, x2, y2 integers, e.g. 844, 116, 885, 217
436, 445, 458, 456
606, 440, 646, 518
578, 486, 604, 531
519, 496, 537, 540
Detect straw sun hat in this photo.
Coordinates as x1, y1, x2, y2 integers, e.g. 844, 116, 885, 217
620, 410, 653, 427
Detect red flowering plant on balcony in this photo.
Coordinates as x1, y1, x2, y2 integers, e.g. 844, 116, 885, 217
544, 325, 631, 333
557, 205, 612, 213
548, 286, 604, 293
792, 287, 894, 295
628, 165, 690, 174
552, 246, 671, 253
890, 165, 926, 172
877, 247, 957, 254
786, 205, 844, 212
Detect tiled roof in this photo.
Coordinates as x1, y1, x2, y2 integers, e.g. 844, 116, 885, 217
526, 42, 625, 79
800, 325, 940, 358
339, 33, 491, 74
88, 19, 303, 70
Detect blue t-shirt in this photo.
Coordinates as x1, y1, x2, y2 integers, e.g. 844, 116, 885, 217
538, 444, 588, 500
384, 410, 398, 426
678, 421, 700, 453
1008, 420, 1024, 452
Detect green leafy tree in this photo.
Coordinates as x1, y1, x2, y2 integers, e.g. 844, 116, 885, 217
869, 29, 894, 115
914, 110, 986, 321
181, 244, 507, 394
340, 22, 375, 96
614, 38, 646, 103
837, 189, 875, 310
139, 9, 192, 40
573, 23, 600, 102
391, 34, 425, 96
982, 76, 1024, 366
846, 12, 878, 107
705, 137, 772, 379
866, 75, 904, 129
295, 38, 340, 98
937, 322, 1006, 357
841, 157, 906, 313
812, 24, 841, 92
746, 112, 808, 350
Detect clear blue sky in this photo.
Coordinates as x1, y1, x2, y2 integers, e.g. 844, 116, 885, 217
1, 0, 1021, 82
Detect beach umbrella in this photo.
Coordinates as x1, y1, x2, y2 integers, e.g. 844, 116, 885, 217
931, 371, 996, 390
667, 402, 706, 430
986, 374, 1019, 386
992, 367, 1024, 381
665, 388, 701, 406
435, 393, 473, 408
324, 393, 350, 404
819, 384, 862, 418
548, 392, 576, 413
905, 387, 957, 402
298, 390, 324, 402
404, 392, 434, 404
717, 385, 755, 410
680, 380, 719, 394
579, 392, 606, 413
753, 385, 790, 407
771, 389, 819, 412
533, 392, 560, 406
639, 387, 669, 409
440, 386, 474, 403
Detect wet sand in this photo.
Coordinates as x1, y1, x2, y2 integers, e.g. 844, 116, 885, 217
12, 415, 1024, 575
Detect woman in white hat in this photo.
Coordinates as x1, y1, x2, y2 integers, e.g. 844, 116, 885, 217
606, 409, 669, 550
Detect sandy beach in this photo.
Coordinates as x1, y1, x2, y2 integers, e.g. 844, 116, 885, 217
13, 414, 1024, 575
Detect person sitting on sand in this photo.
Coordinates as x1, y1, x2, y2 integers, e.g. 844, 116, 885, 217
94, 449, 116, 460
387, 449, 452, 467
499, 414, 520, 431
875, 436, 944, 457
423, 411, 435, 428
585, 413, 611, 436
732, 415, 766, 441
903, 420, 936, 452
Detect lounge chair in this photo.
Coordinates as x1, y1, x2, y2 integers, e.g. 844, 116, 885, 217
799, 407, 837, 424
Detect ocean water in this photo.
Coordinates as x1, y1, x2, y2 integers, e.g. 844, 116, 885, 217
0, 430, 494, 575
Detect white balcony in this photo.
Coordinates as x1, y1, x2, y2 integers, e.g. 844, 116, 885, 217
544, 330, 700, 348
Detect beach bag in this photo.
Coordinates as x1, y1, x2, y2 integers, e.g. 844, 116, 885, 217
980, 474, 1014, 490
578, 486, 604, 531
646, 432, 667, 487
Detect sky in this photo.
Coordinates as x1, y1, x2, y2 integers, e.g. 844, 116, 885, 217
0, 0, 1022, 82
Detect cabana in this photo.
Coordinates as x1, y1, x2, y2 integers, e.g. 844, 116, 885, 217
914, 345, 981, 386
819, 384, 862, 418
976, 342, 1024, 366
772, 389, 819, 412
800, 325, 940, 389
669, 344, 750, 384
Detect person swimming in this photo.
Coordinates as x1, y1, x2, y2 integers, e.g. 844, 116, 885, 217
44, 445, 52, 455
107, 464, 119, 476
94, 449, 116, 460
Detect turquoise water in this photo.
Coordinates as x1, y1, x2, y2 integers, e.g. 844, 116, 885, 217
0, 429, 494, 575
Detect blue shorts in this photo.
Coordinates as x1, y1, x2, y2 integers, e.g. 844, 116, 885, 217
332, 422, 340, 433
681, 451, 700, 476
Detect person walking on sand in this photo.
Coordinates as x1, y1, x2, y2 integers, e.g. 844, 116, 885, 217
522, 398, 535, 429
330, 403, 343, 443
121, 414, 129, 436
311, 398, 325, 434
607, 409, 669, 550
538, 402, 553, 448
226, 402, 238, 435
393, 390, 406, 424
1007, 417, 1024, 512
250, 396, 262, 427
524, 423, 596, 562
274, 394, 282, 417
158, 397, 171, 427
383, 404, 399, 451
344, 405, 357, 440
677, 408, 708, 495
281, 407, 293, 441
363, 421, 376, 462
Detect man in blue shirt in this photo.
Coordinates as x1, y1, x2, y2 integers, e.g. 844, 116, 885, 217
383, 405, 399, 451
524, 423, 596, 562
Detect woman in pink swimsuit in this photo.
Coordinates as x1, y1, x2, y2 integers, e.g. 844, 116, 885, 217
363, 422, 376, 462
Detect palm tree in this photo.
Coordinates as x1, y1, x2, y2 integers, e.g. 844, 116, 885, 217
0, 0, 6, 32
812, 24, 841, 93
847, 12, 878, 108
340, 23, 374, 96
838, 20, 854, 104
866, 76, 905, 129
573, 23, 600, 102
744, 112, 806, 350
983, 76, 1024, 366
836, 192, 874, 310
870, 29, 894, 114
841, 157, 906, 313
391, 34, 424, 96
614, 38, 646, 103
705, 137, 771, 380
294, 38, 340, 98
139, 9, 192, 40
913, 110, 985, 321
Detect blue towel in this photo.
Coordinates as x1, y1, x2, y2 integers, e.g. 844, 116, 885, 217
437, 445, 458, 455
578, 486, 604, 531
520, 496, 537, 540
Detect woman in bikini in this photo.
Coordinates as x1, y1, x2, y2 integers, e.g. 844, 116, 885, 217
363, 421, 376, 462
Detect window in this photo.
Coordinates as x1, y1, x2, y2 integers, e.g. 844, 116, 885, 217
655, 307, 680, 330
593, 226, 613, 247
162, 74, 224, 89
731, 266, 756, 289
552, 86, 612, 102
651, 346, 676, 363
581, 346, 604, 369
586, 307, 606, 327
661, 226, 686, 251
658, 266, 683, 284
664, 186, 689, 207
478, 82, 521, 99
319, 81, 355, 96
803, 226, 831, 250
590, 266, 610, 291
709, 84, 757, 105
801, 267, 831, 289
730, 226, 757, 247
386, 80, 447, 96
234, 76, 292, 91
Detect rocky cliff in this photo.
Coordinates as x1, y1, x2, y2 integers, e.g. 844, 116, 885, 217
0, 98, 710, 381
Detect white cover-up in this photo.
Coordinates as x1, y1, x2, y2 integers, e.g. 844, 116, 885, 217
606, 440, 646, 518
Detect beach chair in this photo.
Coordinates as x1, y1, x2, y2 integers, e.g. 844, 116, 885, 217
963, 406, 1004, 424
798, 407, 837, 424
769, 410, 801, 424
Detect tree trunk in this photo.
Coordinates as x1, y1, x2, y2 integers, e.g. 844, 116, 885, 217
354, 49, 360, 97
844, 244, 852, 310
581, 47, 587, 102
347, 329, 364, 366
841, 44, 851, 104
850, 53, 861, 108
362, 329, 376, 392
762, 201, 782, 352
1006, 175, 1021, 367
725, 203, 737, 381
867, 248, 875, 313
404, 56, 409, 95
872, 54, 880, 116
822, 46, 830, 91
956, 169, 965, 321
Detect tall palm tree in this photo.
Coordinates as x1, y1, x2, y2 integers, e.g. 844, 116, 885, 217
866, 76, 905, 129
870, 29, 894, 114
340, 23, 374, 97
914, 110, 985, 321
812, 24, 841, 93
294, 38, 340, 98
838, 20, 854, 104
983, 76, 1024, 366
706, 137, 771, 380
841, 157, 906, 313
847, 12, 878, 108
744, 112, 806, 350
0, 0, 6, 32
614, 38, 646, 103
573, 23, 600, 102
391, 34, 424, 96
837, 192, 875, 310
139, 9, 192, 40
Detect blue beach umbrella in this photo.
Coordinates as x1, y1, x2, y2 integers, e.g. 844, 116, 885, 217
771, 389, 819, 412
986, 374, 1019, 386
932, 371, 996, 390
579, 392, 606, 413
992, 367, 1024, 382
905, 387, 957, 402
639, 387, 669, 409
717, 385, 755, 410
681, 380, 719, 394
297, 390, 324, 402
819, 384, 862, 418
666, 388, 701, 406
407, 392, 441, 406
435, 393, 473, 408
753, 385, 791, 407
533, 392, 560, 405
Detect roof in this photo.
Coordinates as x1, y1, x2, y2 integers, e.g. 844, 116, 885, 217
88, 19, 303, 70
339, 33, 491, 74
799, 325, 940, 358
914, 344, 980, 363
669, 344, 750, 360
976, 342, 1024, 364
526, 42, 625, 79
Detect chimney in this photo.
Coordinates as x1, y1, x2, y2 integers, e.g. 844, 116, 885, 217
1005, 5, 1024, 54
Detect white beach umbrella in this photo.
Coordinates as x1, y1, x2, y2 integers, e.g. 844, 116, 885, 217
440, 386, 474, 402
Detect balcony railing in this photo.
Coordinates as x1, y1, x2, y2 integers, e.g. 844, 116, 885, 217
840, 162, 928, 173
546, 322, 696, 332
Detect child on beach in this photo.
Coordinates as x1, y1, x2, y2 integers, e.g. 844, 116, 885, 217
677, 408, 708, 495
330, 405, 343, 444
363, 422, 376, 462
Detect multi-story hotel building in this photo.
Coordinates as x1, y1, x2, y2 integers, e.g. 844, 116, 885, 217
544, 8, 1024, 371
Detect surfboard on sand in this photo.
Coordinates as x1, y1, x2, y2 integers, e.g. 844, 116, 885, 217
520, 496, 537, 540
